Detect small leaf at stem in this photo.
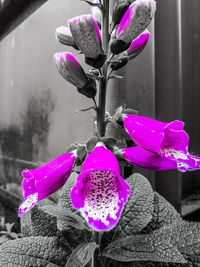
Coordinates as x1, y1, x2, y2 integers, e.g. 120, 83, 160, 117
86, 136, 98, 153
108, 75, 124, 80
81, 0, 102, 8
75, 106, 96, 113
65, 242, 97, 267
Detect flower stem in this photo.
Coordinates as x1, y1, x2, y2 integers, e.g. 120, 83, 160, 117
97, 0, 110, 137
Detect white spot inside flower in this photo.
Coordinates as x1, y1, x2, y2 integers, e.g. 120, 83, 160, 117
161, 148, 188, 160
79, 170, 120, 226
19, 193, 38, 215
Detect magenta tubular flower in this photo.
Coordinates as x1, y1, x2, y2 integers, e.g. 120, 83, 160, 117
111, 0, 156, 54
54, 52, 96, 98
18, 152, 76, 216
70, 143, 130, 231
55, 26, 79, 50
121, 115, 200, 172
69, 15, 106, 68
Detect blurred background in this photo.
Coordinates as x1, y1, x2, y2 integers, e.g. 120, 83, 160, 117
0, 0, 200, 231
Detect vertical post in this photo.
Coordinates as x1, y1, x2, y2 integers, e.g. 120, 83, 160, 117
181, 0, 200, 199
154, 0, 182, 211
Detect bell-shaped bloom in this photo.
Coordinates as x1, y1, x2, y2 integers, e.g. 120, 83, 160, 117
121, 115, 200, 172
54, 52, 96, 98
71, 143, 130, 231
18, 152, 76, 216
69, 15, 106, 68
110, 29, 150, 70
55, 26, 79, 50
111, 0, 156, 54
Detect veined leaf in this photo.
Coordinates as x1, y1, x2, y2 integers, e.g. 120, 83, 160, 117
102, 234, 186, 264
65, 242, 97, 267
0, 236, 70, 267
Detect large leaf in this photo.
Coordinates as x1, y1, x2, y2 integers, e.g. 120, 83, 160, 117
20, 210, 32, 237
58, 172, 78, 212
30, 199, 60, 237
57, 172, 87, 247
0, 236, 71, 267
40, 205, 90, 231
158, 221, 200, 264
101, 233, 186, 264
114, 173, 154, 239
65, 242, 97, 267
142, 192, 182, 234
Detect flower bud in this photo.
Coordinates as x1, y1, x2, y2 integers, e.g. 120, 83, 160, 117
111, 0, 156, 54
126, 29, 150, 59
54, 52, 97, 98
55, 26, 79, 50
69, 15, 106, 68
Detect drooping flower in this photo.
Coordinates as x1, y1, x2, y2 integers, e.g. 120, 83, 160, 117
69, 14, 106, 68
18, 151, 76, 216
55, 26, 79, 50
110, 29, 150, 70
70, 142, 130, 231
54, 52, 96, 98
110, 0, 156, 54
120, 115, 200, 172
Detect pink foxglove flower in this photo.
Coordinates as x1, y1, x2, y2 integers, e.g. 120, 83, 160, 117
69, 15, 106, 68
54, 52, 96, 98
111, 0, 156, 54
18, 152, 76, 216
70, 143, 130, 231
121, 115, 200, 172
55, 26, 79, 50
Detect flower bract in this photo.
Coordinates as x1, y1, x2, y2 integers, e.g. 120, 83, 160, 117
18, 152, 76, 216
70, 143, 130, 231
121, 115, 200, 172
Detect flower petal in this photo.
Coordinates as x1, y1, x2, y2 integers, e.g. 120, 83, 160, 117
161, 121, 189, 153
124, 114, 167, 153
71, 170, 130, 231
121, 146, 177, 171
71, 143, 130, 231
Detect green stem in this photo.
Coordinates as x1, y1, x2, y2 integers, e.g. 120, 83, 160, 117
97, 0, 110, 137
